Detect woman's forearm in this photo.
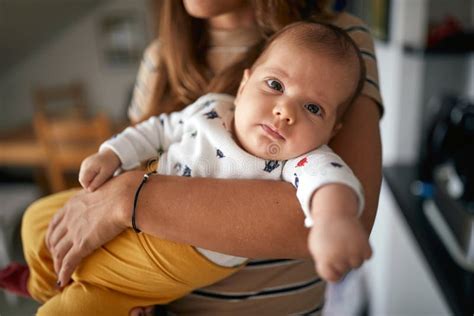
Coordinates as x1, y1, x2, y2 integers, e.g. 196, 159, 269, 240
329, 95, 383, 234
120, 171, 309, 259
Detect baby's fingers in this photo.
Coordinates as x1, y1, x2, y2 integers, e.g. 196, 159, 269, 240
78, 165, 97, 190
364, 244, 373, 260
317, 261, 344, 282
348, 255, 364, 269
346, 243, 372, 269
87, 168, 112, 192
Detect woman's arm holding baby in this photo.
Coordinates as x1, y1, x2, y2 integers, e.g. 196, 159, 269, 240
49, 172, 308, 287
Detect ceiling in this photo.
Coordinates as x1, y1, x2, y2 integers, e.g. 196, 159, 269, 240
0, 0, 105, 74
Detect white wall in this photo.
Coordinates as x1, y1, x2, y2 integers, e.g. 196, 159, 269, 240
0, 0, 152, 132
377, 0, 473, 165
376, 0, 429, 165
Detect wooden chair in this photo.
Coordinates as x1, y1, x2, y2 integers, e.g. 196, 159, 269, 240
33, 82, 87, 118
33, 111, 112, 193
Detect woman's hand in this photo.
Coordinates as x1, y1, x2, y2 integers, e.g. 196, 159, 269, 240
45, 171, 141, 287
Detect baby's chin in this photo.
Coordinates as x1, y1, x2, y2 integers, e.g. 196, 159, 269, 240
245, 144, 294, 161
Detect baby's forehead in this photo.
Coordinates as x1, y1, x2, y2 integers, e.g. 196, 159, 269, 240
253, 38, 315, 71
267, 26, 326, 54
261, 38, 355, 73
259, 23, 360, 68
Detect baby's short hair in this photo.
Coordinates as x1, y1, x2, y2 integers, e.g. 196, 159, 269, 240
253, 21, 366, 121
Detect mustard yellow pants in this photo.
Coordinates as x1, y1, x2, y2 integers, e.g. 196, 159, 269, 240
22, 189, 239, 316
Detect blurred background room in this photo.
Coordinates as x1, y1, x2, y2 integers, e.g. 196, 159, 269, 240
0, 0, 473, 315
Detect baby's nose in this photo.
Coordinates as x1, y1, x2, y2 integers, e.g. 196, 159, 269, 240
273, 103, 295, 124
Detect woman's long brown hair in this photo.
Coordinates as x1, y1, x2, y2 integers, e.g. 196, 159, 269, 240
143, 0, 335, 120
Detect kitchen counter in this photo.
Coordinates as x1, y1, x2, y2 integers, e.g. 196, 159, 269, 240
384, 165, 474, 315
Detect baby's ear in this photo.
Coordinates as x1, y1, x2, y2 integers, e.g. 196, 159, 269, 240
330, 122, 343, 138
236, 69, 250, 99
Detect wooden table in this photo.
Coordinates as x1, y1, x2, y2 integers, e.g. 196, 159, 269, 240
0, 121, 127, 168
0, 125, 47, 167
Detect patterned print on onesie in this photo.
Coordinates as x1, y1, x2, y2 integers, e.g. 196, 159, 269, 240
204, 110, 220, 119
264, 160, 280, 173
216, 149, 225, 158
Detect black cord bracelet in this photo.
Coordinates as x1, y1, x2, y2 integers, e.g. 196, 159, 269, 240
131, 171, 156, 233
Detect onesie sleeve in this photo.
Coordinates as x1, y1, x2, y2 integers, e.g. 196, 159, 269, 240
101, 95, 213, 170
282, 145, 365, 227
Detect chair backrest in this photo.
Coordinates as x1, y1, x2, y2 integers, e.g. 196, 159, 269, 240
33, 111, 112, 192
34, 82, 87, 118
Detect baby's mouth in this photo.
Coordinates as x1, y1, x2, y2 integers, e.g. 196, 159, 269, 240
260, 124, 285, 140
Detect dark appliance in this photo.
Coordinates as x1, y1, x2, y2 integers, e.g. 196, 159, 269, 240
418, 95, 474, 268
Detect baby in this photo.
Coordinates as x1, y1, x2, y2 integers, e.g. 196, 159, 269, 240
83, 19, 371, 283
37, 22, 373, 314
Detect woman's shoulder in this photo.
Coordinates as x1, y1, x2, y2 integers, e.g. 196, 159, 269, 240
329, 12, 385, 115
326, 12, 375, 52
142, 39, 161, 65
145, 38, 161, 53
127, 39, 161, 123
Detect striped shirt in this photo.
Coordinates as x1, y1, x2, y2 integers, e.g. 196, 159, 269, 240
128, 12, 383, 315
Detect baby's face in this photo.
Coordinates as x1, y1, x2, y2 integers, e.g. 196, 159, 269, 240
233, 40, 357, 160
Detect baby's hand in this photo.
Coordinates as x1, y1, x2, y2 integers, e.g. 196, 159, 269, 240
79, 149, 121, 192
308, 213, 372, 282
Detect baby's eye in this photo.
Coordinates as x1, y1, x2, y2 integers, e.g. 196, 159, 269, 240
266, 79, 283, 92
304, 103, 322, 116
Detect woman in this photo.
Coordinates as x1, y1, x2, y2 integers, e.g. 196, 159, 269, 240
18, 0, 383, 314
